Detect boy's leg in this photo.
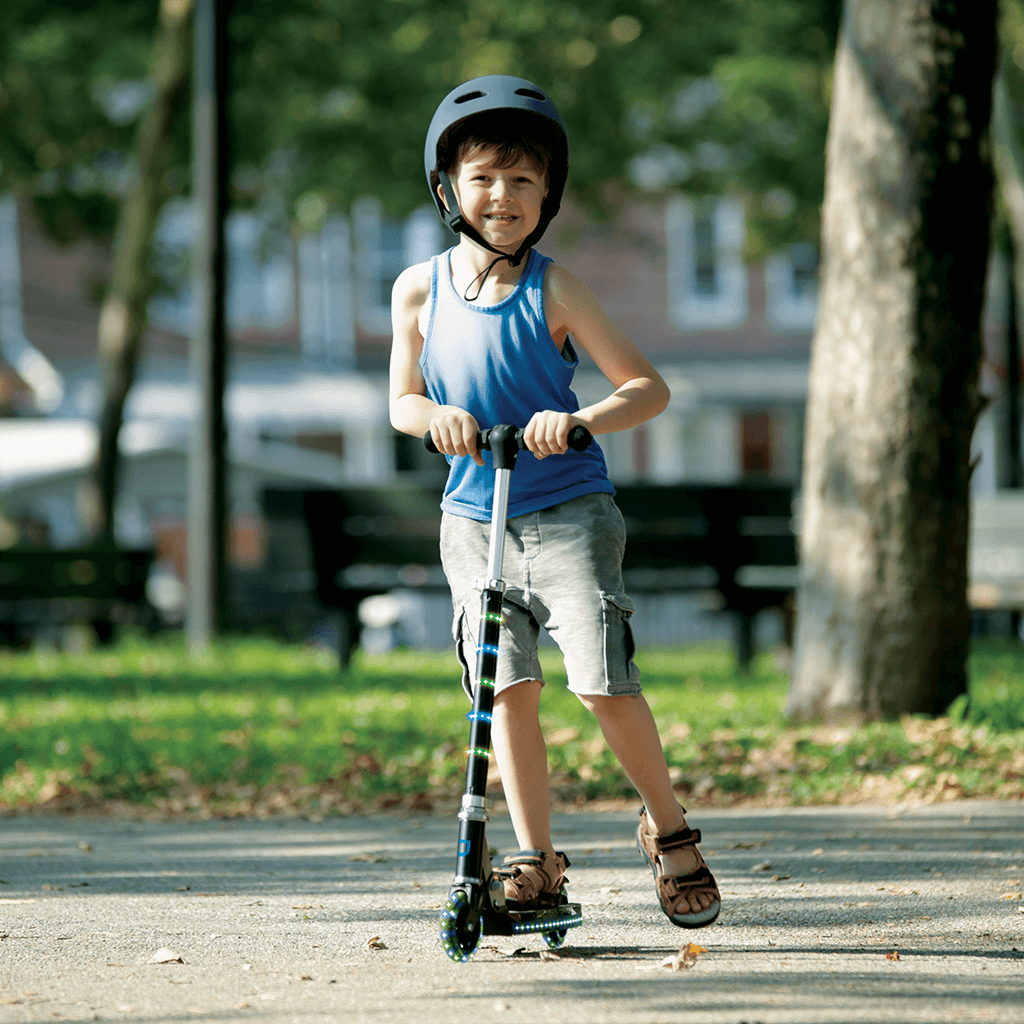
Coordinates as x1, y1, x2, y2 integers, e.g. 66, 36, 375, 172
576, 692, 715, 916
491, 679, 554, 856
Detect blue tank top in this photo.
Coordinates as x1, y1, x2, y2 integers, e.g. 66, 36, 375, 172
420, 247, 614, 521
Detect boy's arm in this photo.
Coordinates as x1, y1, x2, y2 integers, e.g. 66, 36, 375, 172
527, 265, 670, 457
389, 264, 484, 465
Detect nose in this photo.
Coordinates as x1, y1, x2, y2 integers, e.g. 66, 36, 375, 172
490, 177, 512, 201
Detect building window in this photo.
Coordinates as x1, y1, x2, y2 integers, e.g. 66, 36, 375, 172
148, 199, 295, 335
765, 242, 819, 331
666, 195, 747, 330
298, 216, 356, 368
351, 198, 446, 336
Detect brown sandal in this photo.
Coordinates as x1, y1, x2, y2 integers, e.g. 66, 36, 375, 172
495, 849, 570, 909
636, 806, 721, 928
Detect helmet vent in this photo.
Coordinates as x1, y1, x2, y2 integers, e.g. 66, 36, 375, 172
515, 88, 546, 101
454, 90, 485, 104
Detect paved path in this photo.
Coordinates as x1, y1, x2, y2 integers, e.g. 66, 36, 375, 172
1, 800, 1022, 1023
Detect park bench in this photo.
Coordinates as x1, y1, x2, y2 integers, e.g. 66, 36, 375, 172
614, 482, 798, 666
0, 545, 155, 646
262, 480, 799, 668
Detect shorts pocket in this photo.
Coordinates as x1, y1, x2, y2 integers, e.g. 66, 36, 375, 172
600, 591, 640, 692
452, 609, 474, 702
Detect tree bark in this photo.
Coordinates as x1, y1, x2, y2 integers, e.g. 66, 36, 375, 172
788, 0, 997, 722
79, 0, 194, 541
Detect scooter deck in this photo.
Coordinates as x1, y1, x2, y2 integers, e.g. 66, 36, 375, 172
480, 902, 584, 937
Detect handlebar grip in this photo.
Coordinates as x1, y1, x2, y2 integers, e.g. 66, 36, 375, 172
567, 425, 592, 451
423, 424, 593, 456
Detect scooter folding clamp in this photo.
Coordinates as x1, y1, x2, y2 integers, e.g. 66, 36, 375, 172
458, 794, 491, 823
474, 577, 506, 593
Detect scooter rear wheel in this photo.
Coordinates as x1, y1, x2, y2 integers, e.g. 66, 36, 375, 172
439, 889, 481, 962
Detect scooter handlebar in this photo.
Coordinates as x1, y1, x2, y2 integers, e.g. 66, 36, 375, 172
423, 424, 592, 455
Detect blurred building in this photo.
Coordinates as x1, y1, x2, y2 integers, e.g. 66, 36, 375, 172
0, 188, 1013, 642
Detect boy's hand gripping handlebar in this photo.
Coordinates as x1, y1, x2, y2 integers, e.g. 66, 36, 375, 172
423, 423, 592, 467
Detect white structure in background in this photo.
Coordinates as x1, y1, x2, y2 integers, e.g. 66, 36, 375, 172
0, 371, 391, 546
0, 193, 65, 411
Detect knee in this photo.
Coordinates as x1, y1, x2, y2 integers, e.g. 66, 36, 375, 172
576, 692, 632, 717
494, 679, 543, 713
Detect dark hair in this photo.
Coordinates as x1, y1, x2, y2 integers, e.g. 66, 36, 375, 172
435, 111, 555, 188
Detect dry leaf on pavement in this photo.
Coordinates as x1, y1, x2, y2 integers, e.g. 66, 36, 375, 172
886, 950, 901, 961
638, 942, 708, 971
365, 935, 388, 950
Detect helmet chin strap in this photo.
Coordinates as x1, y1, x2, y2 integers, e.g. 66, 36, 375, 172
437, 170, 532, 300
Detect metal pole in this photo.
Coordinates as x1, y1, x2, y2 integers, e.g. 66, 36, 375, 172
1007, 230, 1023, 490
187, 0, 229, 652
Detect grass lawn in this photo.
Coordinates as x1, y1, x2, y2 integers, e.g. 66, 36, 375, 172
1, 636, 1022, 817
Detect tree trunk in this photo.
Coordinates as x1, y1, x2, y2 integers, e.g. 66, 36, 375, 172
788, 0, 997, 723
79, 0, 194, 541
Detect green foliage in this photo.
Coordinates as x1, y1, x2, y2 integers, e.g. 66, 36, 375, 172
0, 0, 162, 243
1, 637, 1021, 816
1, 0, 838, 257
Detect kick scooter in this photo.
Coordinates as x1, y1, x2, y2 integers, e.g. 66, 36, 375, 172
424, 422, 591, 962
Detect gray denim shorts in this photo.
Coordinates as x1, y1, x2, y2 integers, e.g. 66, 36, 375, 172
439, 492, 641, 700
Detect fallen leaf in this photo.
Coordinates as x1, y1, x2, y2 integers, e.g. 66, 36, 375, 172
147, 947, 185, 964
658, 942, 708, 971
772, 874, 791, 881
365, 935, 387, 950
886, 950, 901, 961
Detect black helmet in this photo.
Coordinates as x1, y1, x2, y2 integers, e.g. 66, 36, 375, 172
423, 75, 569, 266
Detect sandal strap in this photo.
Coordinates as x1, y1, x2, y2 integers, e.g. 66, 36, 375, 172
651, 826, 702, 852
659, 866, 717, 896
495, 849, 570, 904
497, 849, 572, 871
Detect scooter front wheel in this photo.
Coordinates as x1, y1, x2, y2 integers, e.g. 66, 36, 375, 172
439, 888, 481, 962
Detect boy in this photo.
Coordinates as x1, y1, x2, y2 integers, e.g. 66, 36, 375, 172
389, 75, 720, 928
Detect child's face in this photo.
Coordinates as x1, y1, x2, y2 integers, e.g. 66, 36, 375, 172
444, 145, 548, 253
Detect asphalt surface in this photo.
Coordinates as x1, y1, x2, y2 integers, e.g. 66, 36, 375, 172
1, 800, 1022, 1024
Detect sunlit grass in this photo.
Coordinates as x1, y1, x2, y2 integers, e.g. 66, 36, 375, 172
1, 635, 1021, 816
